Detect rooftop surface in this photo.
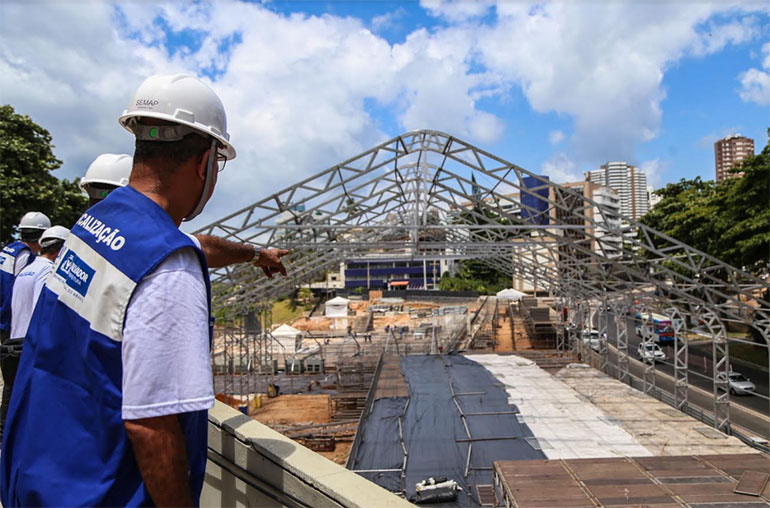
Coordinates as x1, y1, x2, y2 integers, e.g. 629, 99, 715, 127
494, 454, 770, 507
469, 354, 753, 458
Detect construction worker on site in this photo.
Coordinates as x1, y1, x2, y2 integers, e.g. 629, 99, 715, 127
80, 153, 289, 272
4, 226, 70, 432
0, 211, 50, 439
1, 74, 288, 506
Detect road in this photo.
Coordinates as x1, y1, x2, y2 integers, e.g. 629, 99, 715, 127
581, 312, 770, 439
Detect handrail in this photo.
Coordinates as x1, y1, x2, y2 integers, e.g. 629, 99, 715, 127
346, 350, 387, 469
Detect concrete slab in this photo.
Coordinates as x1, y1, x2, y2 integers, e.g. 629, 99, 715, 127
555, 365, 753, 456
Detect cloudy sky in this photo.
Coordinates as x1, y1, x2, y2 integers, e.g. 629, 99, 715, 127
1, 0, 768, 230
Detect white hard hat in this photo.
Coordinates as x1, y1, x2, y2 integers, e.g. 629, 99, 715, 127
118, 73, 235, 160
39, 225, 70, 248
80, 154, 132, 201
19, 211, 51, 231
80, 154, 132, 192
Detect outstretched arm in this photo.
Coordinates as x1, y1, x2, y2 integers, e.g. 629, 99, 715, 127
195, 234, 289, 275
194, 234, 254, 268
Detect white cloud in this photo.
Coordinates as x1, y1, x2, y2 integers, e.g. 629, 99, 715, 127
549, 130, 565, 145
540, 152, 581, 184
639, 158, 668, 189
371, 7, 407, 33
0, 0, 504, 228
475, 1, 765, 163
1, 0, 765, 230
419, 0, 495, 22
738, 41, 770, 106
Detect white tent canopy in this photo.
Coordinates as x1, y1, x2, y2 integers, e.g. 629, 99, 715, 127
325, 296, 350, 317
272, 323, 302, 338
270, 323, 302, 353
496, 288, 526, 300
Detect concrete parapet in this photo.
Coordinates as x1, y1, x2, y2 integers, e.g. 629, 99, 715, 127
202, 401, 412, 507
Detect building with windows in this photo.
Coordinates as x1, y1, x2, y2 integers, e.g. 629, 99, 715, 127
714, 134, 754, 182
647, 185, 662, 209
587, 161, 648, 220
560, 181, 622, 259
343, 257, 449, 290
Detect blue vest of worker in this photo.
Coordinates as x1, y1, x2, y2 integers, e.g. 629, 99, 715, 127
0, 186, 212, 507
0, 241, 34, 332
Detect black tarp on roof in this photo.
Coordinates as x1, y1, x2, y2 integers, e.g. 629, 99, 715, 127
350, 354, 545, 507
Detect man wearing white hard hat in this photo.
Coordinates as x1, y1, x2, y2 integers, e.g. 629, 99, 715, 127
0, 211, 50, 439
1, 74, 286, 506
80, 153, 289, 272
3, 226, 70, 434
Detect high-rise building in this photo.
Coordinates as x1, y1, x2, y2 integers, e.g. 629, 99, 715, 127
586, 161, 648, 220
647, 185, 662, 209
714, 134, 754, 182
560, 181, 622, 259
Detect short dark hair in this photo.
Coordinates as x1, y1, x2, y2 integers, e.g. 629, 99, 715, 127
20, 229, 43, 242
133, 133, 211, 168
40, 240, 64, 256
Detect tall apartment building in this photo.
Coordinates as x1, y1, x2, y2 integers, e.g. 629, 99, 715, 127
587, 161, 648, 220
560, 181, 622, 259
714, 134, 754, 182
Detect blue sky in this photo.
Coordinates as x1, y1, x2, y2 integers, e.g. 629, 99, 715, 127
1, 0, 768, 227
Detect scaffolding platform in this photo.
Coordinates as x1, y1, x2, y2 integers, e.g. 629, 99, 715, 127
494, 453, 770, 507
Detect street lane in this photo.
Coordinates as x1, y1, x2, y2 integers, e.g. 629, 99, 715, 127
582, 310, 769, 438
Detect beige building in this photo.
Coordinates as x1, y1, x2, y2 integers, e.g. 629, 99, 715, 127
714, 134, 754, 182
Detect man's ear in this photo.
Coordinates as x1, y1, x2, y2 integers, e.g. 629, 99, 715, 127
195, 148, 211, 181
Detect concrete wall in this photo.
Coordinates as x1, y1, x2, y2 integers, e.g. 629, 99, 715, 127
202, 401, 412, 507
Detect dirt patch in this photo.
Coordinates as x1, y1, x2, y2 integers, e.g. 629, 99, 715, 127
291, 316, 333, 331
349, 301, 369, 313
373, 313, 411, 328
318, 441, 352, 465
250, 394, 330, 425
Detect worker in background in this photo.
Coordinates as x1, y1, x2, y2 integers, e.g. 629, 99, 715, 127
0, 211, 50, 439
80, 153, 289, 272
3, 226, 70, 433
1, 73, 287, 506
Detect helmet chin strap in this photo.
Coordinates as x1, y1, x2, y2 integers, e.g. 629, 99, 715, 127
184, 139, 217, 222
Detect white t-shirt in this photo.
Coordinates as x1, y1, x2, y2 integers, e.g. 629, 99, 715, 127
10, 256, 53, 340
121, 236, 214, 420
14, 249, 31, 275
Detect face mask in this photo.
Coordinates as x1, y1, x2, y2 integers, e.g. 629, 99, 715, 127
184, 138, 218, 222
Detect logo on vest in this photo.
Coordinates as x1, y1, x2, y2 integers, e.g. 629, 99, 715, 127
56, 250, 95, 297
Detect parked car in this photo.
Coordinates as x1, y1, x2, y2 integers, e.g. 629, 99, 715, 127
581, 329, 602, 352
637, 342, 666, 362
717, 372, 756, 395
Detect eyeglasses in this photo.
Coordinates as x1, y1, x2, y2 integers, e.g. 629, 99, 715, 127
217, 152, 227, 172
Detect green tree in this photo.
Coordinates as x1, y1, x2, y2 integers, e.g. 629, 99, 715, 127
439, 259, 510, 294
639, 131, 769, 276
0, 105, 87, 245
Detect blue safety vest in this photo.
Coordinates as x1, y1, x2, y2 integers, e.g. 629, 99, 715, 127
0, 186, 212, 506
0, 241, 34, 332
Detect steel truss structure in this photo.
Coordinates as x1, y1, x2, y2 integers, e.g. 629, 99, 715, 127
197, 129, 769, 433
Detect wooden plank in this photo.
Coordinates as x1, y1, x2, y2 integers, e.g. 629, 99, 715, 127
734, 471, 770, 497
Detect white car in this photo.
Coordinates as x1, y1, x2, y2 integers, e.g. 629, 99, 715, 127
581, 329, 602, 352
717, 372, 756, 395
637, 342, 666, 362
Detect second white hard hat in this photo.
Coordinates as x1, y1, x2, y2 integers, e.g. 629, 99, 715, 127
80, 154, 133, 196
19, 212, 51, 231
118, 73, 236, 160
39, 225, 70, 248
